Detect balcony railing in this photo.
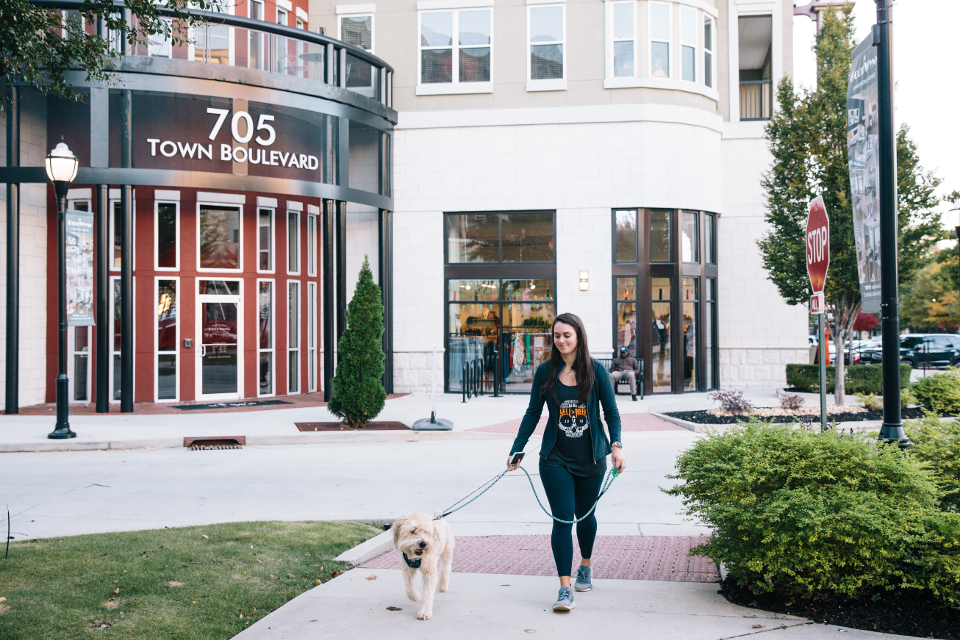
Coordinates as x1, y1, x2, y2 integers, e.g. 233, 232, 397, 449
33, 0, 394, 108
739, 80, 772, 121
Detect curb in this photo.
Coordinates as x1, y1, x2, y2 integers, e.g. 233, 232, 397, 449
649, 411, 704, 433
334, 529, 394, 566
0, 429, 512, 453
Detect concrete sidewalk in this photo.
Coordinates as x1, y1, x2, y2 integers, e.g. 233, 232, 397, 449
232, 567, 916, 640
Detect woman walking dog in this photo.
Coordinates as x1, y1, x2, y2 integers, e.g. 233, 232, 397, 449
506, 312, 625, 612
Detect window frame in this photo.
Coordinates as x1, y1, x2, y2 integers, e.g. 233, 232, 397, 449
417, 8, 494, 90
703, 13, 715, 89
196, 201, 244, 273
257, 207, 275, 274
308, 281, 318, 393
339, 13, 375, 53
649, 1, 672, 80
287, 207, 301, 276
307, 212, 318, 277
287, 280, 301, 395
612, 208, 640, 264
680, 5, 697, 83
155, 199, 180, 272
527, 3, 566, 90
444, 211, 557, 266
608, 0, 636, 79
109, 198, 133, 273
108, 275, 135, 404
257, 278, 276, 398
155, 276, 180, 402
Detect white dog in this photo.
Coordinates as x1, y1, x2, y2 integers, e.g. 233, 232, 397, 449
390, 511, 455, 620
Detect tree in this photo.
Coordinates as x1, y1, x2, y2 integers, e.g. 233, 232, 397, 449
757, 7, 942, 405
328, 257, 386, 428
1, 0, 214, 105
901, 251, 960, 331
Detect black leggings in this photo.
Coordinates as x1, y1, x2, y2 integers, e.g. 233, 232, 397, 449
539, 464, 604, 578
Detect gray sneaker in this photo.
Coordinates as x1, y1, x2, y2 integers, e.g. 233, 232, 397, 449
574, 565, 593, 592
552, 586, 576, 611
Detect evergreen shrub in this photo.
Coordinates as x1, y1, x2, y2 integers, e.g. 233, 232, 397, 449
907, 413, 960, 512
328, 257, 386, 428
665, 420, 946, 600
785, 364, 836, 392
785, 363, 910, 394
912, 369, 960, 416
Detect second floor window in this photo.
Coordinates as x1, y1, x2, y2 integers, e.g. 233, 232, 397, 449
681, 7, 696, 82
704, 15, 714, 88
529, 5, 564, 81
341, 15, 374, 51
611, 2, 634, 78
419, 9, 491, 84
650, 2, 670, 78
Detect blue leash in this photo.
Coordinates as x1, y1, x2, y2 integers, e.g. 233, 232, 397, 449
435, 465, 620, 525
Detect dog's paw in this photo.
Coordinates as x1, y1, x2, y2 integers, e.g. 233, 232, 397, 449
406, 591, 421, 602
417, 609, 432, 620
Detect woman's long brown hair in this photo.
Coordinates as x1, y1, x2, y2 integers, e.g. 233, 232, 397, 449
541, 312, 595, 406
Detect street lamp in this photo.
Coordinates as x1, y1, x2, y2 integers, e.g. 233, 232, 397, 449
45, 140, 79, 440
949, 199, 960, 328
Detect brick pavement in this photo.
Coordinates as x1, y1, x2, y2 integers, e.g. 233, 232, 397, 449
468, 412, 685, 435
361, 535, 718, 582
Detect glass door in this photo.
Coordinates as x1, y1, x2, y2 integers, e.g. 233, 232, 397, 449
196, 280, 243, 400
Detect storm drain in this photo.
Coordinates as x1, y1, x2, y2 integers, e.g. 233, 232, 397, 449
183, 436, 246, 450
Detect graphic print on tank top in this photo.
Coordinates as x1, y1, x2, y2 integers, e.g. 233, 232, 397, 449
558, 399, 589, 438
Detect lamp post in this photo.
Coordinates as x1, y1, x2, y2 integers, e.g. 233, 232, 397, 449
46, 140, 79, 440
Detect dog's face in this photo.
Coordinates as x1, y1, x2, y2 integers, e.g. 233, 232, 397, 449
392, 513, 440, 561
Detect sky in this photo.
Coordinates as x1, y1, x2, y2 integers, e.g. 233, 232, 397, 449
792, 0, 960, 225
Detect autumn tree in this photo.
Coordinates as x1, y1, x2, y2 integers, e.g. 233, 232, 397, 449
757, 7, 941, 405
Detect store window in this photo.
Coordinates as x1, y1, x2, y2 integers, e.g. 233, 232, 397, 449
419, 9, 492, 85
704, 213, 717, 264
704, 15, 715, 88
157, 279, 178, 401
258, 208, 274, 272
447, 212, 554, 264
258, 280, 274, 396
682, 277, 698, 392
682, 211, 699, 263
681, 7, 696, 82
614, 209, 638, 262
615, 277, 639, 357
288, 281, 300, 394
308, 282, 317, 392
67, 197, 91, 403
198, 205, 241, 270
307, 213, 317, 276
650, 2, 671, 78
705, 277, 717, 390
611, 2, 635, 78
156, 202, 178, 270
287, 208, 300, 274
651, 277, 671, 393
650, 210, 672, 262
109, 199, 130, 272
529, 5, 564, 81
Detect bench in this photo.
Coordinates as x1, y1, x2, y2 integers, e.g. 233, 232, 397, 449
596, 358, 645, 399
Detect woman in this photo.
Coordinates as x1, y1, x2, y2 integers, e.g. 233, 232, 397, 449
506, 313, 625, 612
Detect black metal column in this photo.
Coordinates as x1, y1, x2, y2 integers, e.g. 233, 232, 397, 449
48, 183, 76, 438
874, 0, 907, 446
378, 209, 393, 394
95, 185, 110, 412
335, 200, 347, 361
322, 199, 336, 401
119, 90, 134, 412
5, 85, 19, 414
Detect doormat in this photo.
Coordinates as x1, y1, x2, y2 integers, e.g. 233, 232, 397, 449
295, 421, 411, 431
173, 400, 294, 411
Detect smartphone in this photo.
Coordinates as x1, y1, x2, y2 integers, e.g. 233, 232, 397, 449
510, 452, 525, 466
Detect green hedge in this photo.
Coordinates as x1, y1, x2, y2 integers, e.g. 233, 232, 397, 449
665, 419, 960, 607
912, 370, 960, 416
786, 363, 911, 394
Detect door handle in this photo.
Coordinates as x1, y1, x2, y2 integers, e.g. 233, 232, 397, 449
200, 345, 206, 357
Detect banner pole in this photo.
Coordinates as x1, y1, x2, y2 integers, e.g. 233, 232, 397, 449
819, 314, 827, 432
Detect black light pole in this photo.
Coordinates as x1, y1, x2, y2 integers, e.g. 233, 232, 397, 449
874, 0, 909, 447
951, 200, 960, 330
46, 141, 79, 440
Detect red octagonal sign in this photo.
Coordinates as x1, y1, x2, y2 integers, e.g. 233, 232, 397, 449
806, 196, 830, 293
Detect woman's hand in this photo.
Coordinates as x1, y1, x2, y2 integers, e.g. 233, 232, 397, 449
506, 456, 519, 472
611, 446, 626, 473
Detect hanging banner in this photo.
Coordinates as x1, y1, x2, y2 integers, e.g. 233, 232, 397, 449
847, 35, 881, 313
66, 208, 95, 326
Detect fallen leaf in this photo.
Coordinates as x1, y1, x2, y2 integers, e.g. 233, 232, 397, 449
192, 601, 197, 604
0, 598, 5, 602
112, 589, 119, 595
270, 575, 275, 580
752, 625, 765, 629
386, 606, 402, 611
331, 571, 339, 577
366, 575, 377, 581
243, 571, 247, 575
316, 579, 322, 585
202, 535, 209, 539
168, 581, 183, 587
113, 581, 118, 584
287, 573, 294, 578
310, 619, 318, 622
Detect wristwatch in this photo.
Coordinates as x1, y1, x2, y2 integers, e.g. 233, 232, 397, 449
611, 441, 623, 449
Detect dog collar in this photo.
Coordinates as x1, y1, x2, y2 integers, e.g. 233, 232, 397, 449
402, 552, 422, 569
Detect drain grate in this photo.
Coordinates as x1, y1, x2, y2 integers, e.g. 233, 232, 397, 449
184, 436, 245, 450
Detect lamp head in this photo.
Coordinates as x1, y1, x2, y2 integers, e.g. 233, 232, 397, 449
45, 140, 79, 185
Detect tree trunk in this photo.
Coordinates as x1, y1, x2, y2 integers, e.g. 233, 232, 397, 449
829, 298, 861, 407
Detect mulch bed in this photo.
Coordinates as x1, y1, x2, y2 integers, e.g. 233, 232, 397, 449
665, 407, 930, 425
719, 577, 960, 639
295, 421, 410, 431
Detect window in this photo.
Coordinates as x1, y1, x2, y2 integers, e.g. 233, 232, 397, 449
447, 212, 555, 264
704, 15, 714, 88
287, 209, 300, 274
650, 210, 672, 262
650, 2, 670, 79
288, 281, 300, 394
307, 213, 317, 276
157, 279, 178, 401
682, 278, 698, 392
652, 277, 672, 393
258, 280, 274, 396
147, 18, 172, 58
680, 7, 696, 82
418, 9, 491, 86
277, 9, 290, 73
258, 208, 274, 272
341, 15, 373, 51
156, 201, 178, 270
682, 211, 699, 263
249, 0, 265, 70
615, 277, 639, 358
109, 276, 134, 402
705, 278, 716, 390
704, 213, 716, 264
69, 326, 90, 402
198, 205, 241, 270
614, 209, 638, 262
110, 199, 132, 272
611, 2, 635, 78
308, 282, 317, 392
529, 5, 564, 81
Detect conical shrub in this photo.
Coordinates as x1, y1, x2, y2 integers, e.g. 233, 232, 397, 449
328, 256, 386, 427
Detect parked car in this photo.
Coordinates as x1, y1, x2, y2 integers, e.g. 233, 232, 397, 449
859, 334, 960, 368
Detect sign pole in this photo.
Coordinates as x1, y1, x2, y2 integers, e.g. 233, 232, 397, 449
819, 314, 827, 431
806, 197, 830, 432
873, 0, 909, 447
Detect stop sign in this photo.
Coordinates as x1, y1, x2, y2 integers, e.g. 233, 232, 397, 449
806, 196, 830, 293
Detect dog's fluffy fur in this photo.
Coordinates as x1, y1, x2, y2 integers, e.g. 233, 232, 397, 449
391, 512, 454, 620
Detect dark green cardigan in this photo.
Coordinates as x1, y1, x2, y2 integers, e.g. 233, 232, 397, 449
510, 359, 623, 464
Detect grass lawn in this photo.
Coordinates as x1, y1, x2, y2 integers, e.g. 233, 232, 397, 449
0, 520, 381, 639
